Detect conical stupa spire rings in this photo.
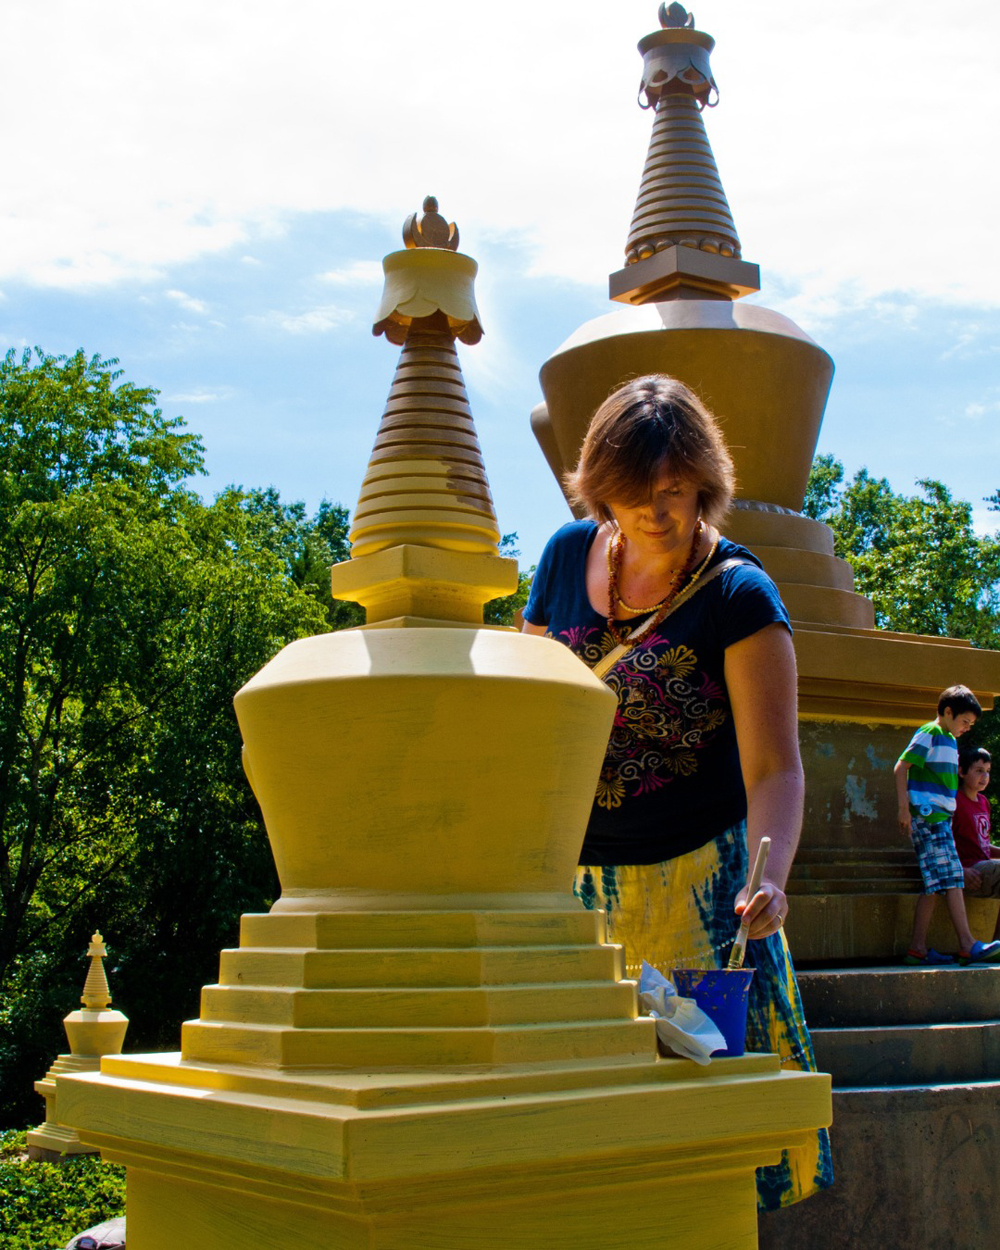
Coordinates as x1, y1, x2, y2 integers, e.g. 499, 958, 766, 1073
81, 931, 112, 1011
349, 327, 501, 558
625, 93, 740, 265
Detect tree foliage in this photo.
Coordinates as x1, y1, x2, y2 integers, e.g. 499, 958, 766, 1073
0, 1129, 125, 1250
0, 348, 351, 1124
484, 534, 533, 627
803, 453, 1000, 648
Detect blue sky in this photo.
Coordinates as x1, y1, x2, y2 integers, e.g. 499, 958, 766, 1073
3, 0, 999, 564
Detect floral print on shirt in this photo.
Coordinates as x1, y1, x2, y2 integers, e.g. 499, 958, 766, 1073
551, 625, 730, 810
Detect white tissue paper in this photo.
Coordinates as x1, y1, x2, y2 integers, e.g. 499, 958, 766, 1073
638, 960, 726, 1065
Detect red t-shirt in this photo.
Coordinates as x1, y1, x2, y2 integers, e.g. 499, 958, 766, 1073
952, 790, 993, 867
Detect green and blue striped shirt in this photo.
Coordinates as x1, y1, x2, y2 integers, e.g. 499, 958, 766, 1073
898, 721, 959, 823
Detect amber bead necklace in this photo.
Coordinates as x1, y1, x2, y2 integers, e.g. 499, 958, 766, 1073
606, 520, 718, 648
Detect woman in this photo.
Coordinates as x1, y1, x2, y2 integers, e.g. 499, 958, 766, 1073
522, 375, 833, 1211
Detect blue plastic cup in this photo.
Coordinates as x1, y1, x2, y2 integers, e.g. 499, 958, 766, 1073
671, 967, 755, 1056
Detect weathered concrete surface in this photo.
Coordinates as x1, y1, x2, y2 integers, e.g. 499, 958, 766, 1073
799, 965, 1000, 1027
760, 964, 1000, 1248
758, 1083, 1000, 1250
811, 1019, 1000, 1086
800, 965, 1000, 1084
786, 722, 1000, 962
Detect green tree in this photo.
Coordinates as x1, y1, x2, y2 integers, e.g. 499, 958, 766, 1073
484, 534, 534, 627
0, 349, 331, 1123
236, 487, 363, 630
802, 452, 844, 522
803, 455, 1000, 647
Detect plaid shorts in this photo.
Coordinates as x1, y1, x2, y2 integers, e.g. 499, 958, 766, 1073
911, 815, 965, 893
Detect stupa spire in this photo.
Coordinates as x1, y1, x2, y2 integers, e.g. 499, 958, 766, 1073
330, 198, 517, 626
610, 4, 761, 304
80, 931, 112, 1010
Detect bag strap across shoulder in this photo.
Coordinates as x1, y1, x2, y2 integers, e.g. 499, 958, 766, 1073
591, 557, 749, 682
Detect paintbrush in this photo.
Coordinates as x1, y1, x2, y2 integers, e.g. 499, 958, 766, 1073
727, 836, 771, 971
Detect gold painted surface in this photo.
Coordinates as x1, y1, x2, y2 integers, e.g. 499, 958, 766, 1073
28, 932, 128, 1159
539, 303, 834, 513
59, 201, 832, 1244
334, 217, 516, 628
625, 95, 741, 267
372, 249, 482, 345
235, 629, 616, 905
617, 9, 756, 307
345, 331, 500, 560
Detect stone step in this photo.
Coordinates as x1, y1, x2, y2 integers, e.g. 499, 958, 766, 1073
794, 848, 916, 865
757, 1081, 1000, 1249
810, 1018, 1000, 1087
789, 876, 919, 895
798, 964, 1000, 1027
791, 862, 918, 881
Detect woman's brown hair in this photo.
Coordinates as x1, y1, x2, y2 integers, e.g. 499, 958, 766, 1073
563, 375, 736, 528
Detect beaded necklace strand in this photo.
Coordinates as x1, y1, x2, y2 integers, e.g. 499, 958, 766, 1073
606, 523, 720, 648
609, 518, 703, 615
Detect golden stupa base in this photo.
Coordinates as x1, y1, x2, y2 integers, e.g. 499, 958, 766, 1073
58, 905, 830, 1250
28, 1054, 106, 1160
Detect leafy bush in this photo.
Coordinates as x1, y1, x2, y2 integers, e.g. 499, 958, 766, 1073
0, 1130, 125, 1250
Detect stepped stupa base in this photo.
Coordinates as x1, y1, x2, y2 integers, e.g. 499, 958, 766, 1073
57, 903, 831, 1249
60, 1047, 826, 1250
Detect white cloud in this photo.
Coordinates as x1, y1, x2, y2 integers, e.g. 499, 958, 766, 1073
965, 396, 1000, 419
319, 261, 384, 286
166, 289, 208, 314
249, 304, 355, 335
165, 387, 236, 404
2, 0, 997, 308
240, 255, 262, 266
941, 324, 1000, 362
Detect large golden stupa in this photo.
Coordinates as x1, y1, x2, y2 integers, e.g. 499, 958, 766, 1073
530, 2, 1000, 962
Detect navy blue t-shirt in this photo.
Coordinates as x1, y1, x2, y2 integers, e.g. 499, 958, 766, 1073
524, 520, 790, 865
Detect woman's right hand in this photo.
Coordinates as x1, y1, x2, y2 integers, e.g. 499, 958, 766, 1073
735, 878, 787, 940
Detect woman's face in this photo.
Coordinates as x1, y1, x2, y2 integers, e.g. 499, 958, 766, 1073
608, 466, 701, 557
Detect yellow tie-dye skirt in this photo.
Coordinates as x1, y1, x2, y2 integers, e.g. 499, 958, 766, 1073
574, 820, 834, 1212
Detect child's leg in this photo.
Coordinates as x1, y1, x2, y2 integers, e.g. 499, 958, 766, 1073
943, 887, 977, 953
965, 861, 1000, 940
909, 893, 938, 955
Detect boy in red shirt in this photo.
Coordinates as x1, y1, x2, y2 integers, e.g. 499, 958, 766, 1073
955, 746, 1000, 941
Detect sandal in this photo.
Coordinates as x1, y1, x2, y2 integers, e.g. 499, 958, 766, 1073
903, 948, 955, 965
958, 940, 1000, 965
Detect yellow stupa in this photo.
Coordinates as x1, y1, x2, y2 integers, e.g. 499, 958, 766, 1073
56, 200, 829, 1249
27, 931, 128, 1161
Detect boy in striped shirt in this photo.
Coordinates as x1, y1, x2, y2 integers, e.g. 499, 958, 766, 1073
894, 685, 1000, 965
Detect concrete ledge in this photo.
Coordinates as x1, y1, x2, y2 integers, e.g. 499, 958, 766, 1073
811, 1018, 1000, 1087
799, 965, 1000, 1027
758, 1082, 1000, 1250
786, 893, 1000, 963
